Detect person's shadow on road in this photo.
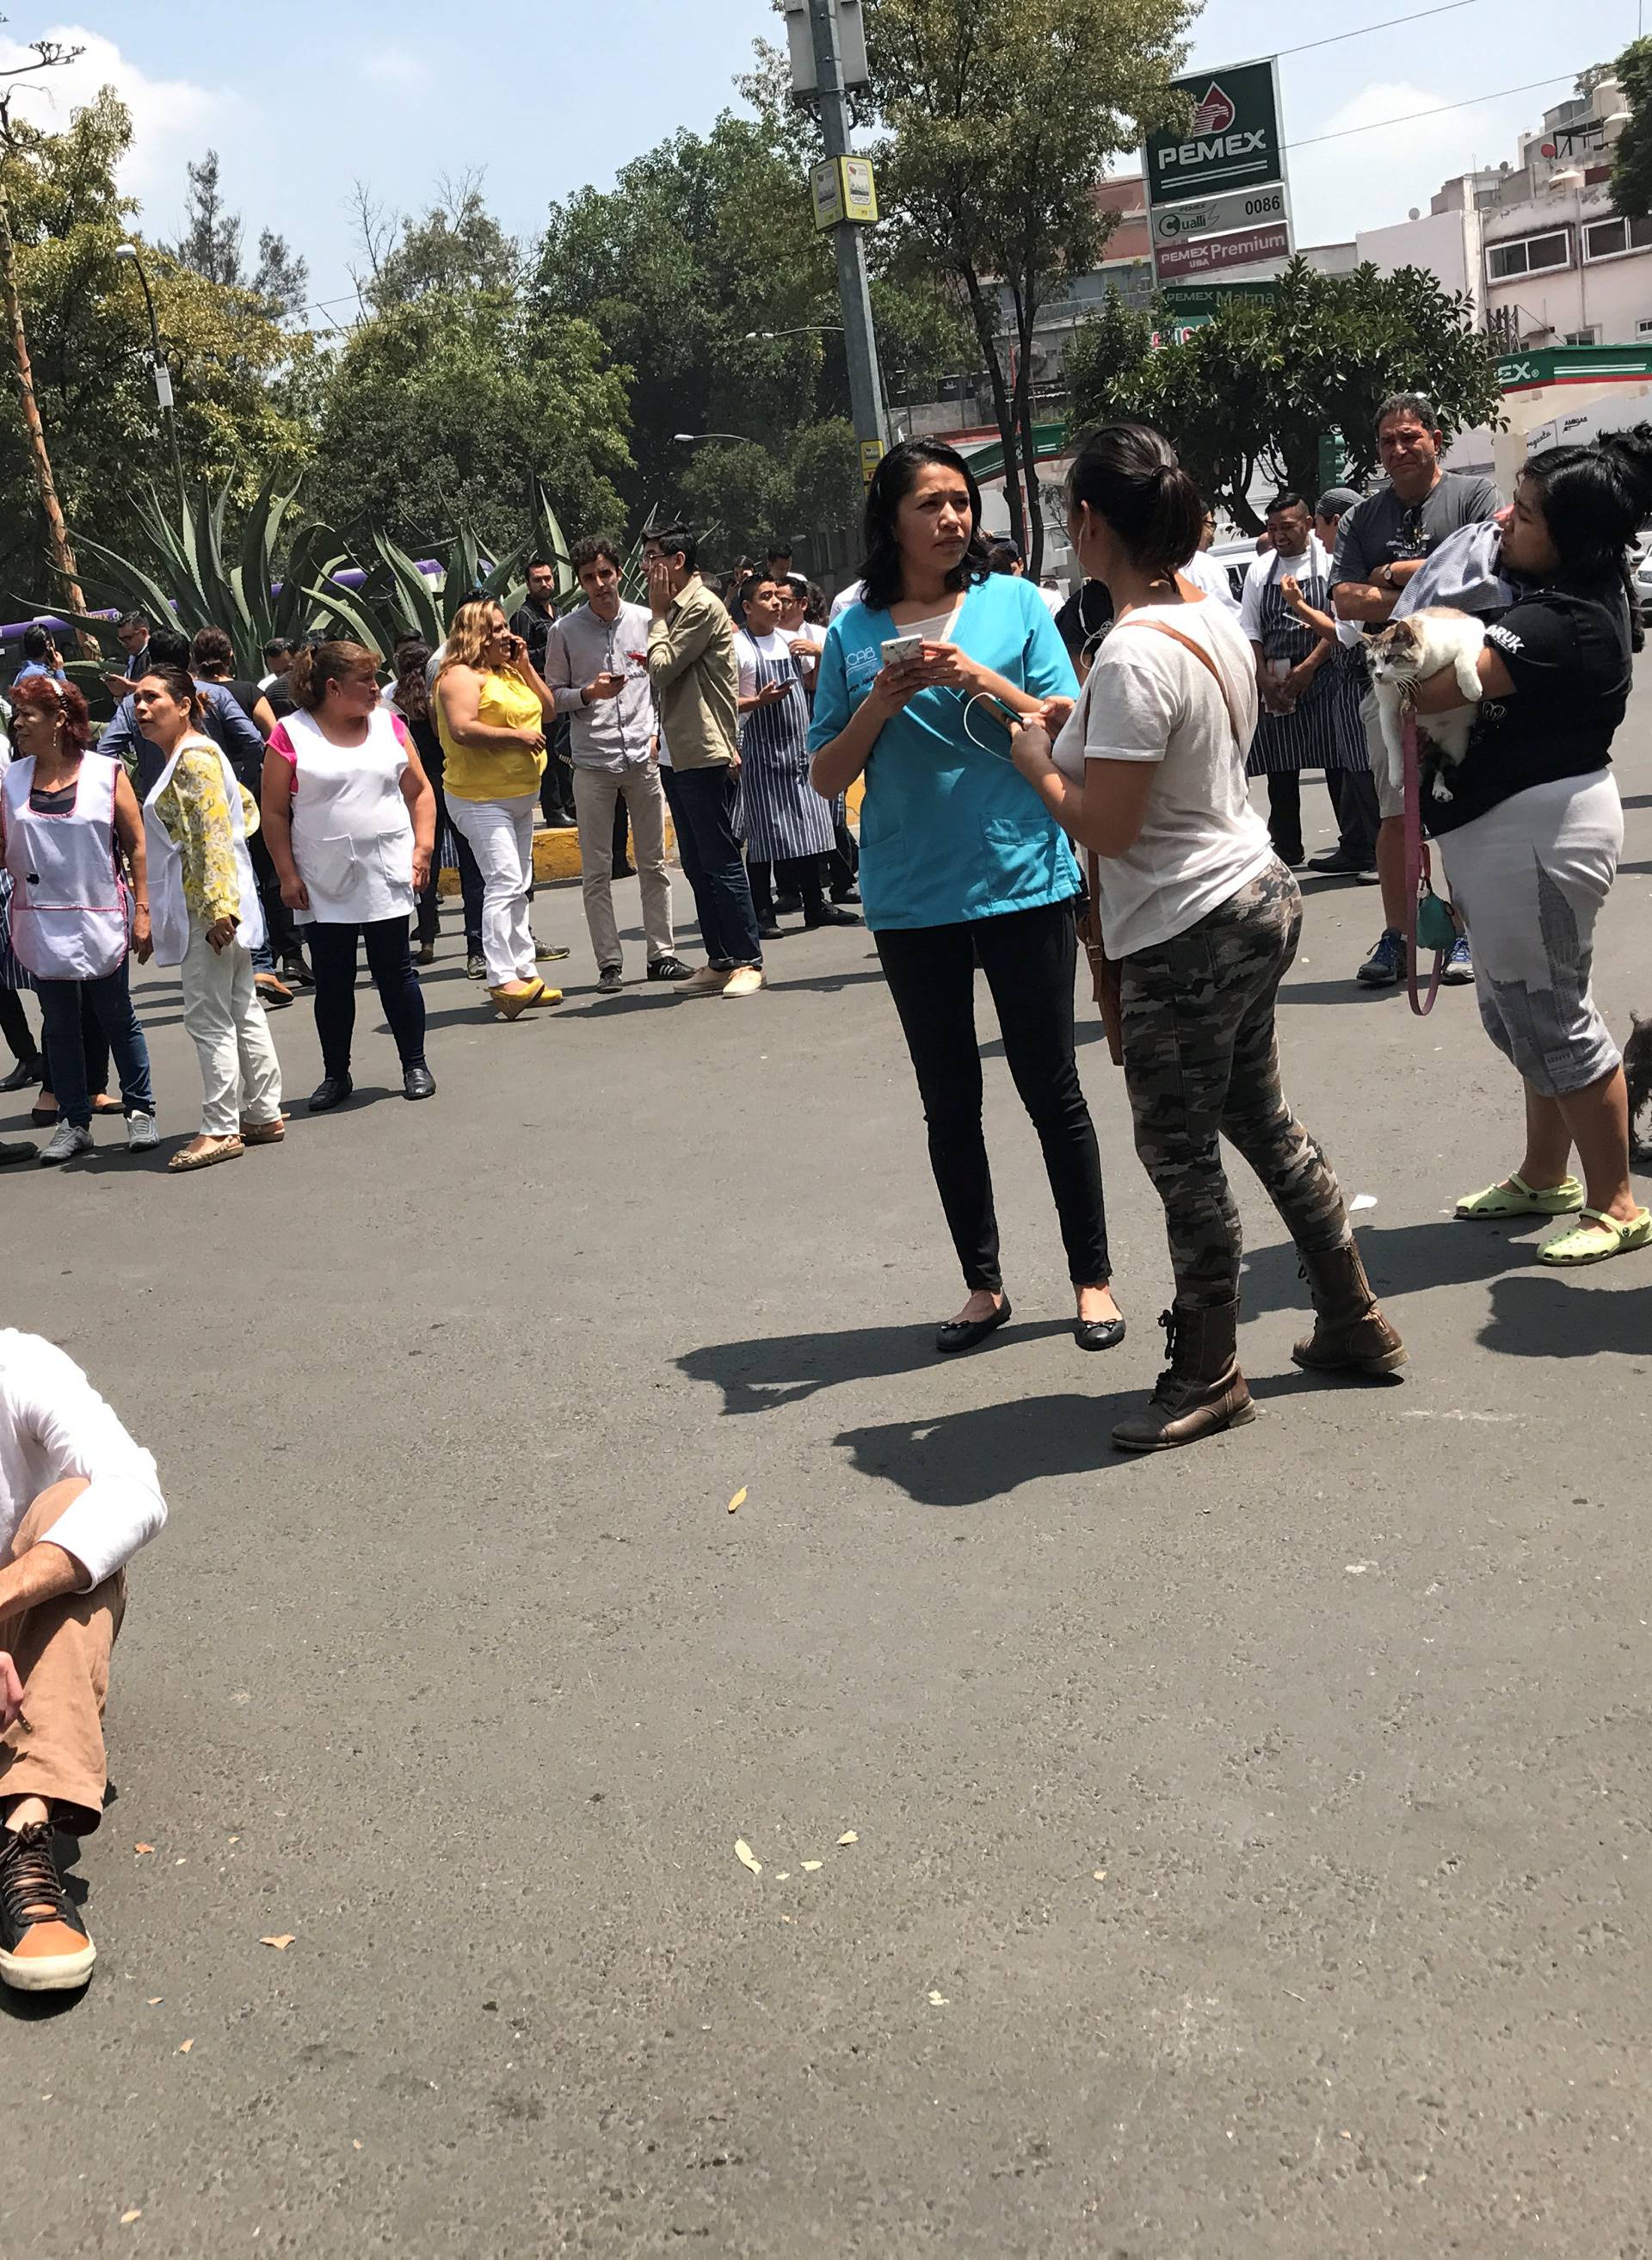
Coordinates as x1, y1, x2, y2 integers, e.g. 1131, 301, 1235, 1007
1479, 1273, 1652, 1358
678, 1318, 1073, 1415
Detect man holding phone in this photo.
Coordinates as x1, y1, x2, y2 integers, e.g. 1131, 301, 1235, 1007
103, 611, 153, 701
644, 526, 764, 998
544, 534, 689, 992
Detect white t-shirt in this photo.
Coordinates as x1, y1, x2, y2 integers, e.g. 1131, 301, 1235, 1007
1180, 547, 1242, 616
1052, 596, 1270, 960
1237, 535, 1332, 642
0, 1329, 167, 1588
829, 579, 865, 621
734, 627, 797, 700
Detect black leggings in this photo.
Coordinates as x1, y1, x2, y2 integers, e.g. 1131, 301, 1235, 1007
875, 897, 1109, 1294
307, 917, 427, 1079
0, 985, 38, 1067
748, 854, 827, 921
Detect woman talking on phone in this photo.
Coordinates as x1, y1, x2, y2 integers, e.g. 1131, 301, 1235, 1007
809, 439, 1121, 1355
1006, 424, 1404, 1451
435, 600, 562, 1018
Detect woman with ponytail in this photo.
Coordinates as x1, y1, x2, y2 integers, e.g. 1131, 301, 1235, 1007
808, 439, 1120, 1359
260, 639, 437, 1112
1008, 423, 1404, 1451
1409, 425, 1652, 1265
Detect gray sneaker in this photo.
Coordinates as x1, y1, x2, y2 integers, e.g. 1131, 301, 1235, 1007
126, 1110, 160, 1153
596, 965, 624, 995
39, 1121, 94, 1165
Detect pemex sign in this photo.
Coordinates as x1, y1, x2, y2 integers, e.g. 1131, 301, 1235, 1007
1144, 59, 1285, 211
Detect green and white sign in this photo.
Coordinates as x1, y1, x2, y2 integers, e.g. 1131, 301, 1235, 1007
1150, 183, 1286, 246
1145, 58, 1285, 211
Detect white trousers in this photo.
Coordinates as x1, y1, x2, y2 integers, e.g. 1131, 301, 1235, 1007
571, 762, 675, 971
447, 793, 538, 987
179, 931, 283, 1137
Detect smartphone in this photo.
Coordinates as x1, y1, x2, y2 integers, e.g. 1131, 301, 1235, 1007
880, 635, 924, 667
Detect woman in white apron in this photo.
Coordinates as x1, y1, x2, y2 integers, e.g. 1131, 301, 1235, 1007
259, 639, 436, 1112
136, 664, 283, 1171
0, 676, 157, 1164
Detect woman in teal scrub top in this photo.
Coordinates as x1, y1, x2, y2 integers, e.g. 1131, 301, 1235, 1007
810, 440, 1123, 1358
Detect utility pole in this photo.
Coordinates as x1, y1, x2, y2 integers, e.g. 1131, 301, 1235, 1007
804, 0, 888, 478
116, 244, 186, 519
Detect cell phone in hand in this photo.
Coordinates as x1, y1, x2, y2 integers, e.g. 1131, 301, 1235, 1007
880, 635, 924, 667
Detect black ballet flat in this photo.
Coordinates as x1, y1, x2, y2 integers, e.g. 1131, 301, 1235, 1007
935, 1297, 1012, 1355
307, 1073, 354, 1114
1074, 1315, 1127, 1353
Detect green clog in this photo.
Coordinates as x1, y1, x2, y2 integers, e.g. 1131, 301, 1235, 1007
1538, 1207, 1652, 1267
1455, 1173, 1585, 1220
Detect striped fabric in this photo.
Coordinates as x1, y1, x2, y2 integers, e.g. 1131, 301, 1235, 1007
733, 634, 835, 860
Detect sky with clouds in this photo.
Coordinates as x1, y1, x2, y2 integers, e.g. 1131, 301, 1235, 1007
4, 0, 1649, 324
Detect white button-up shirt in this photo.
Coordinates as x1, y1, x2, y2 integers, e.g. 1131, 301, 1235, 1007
0, 1331, 166, 1588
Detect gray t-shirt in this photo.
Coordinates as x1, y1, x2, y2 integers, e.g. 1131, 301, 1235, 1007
1330, 471, 1502, 590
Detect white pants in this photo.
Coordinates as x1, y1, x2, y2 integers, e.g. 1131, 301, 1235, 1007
447, 793, 538, 987
179, 932, 283, 1137
571, 762, 675, 971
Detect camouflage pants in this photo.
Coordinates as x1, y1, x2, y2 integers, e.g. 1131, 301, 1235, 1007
1121, 863, 1350, 1310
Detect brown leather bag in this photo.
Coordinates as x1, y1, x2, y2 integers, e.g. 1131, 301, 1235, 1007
1074, 615, 1248, 1068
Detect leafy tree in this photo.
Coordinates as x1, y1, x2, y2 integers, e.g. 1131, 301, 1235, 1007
0, 89, 310, 602
310, 288, 627, 552
355, 172, 519, 312
866, 0, 1193, 571
1069, 258, 1506, 532
1612, 42, 1652, 220
170, 146, 309, 318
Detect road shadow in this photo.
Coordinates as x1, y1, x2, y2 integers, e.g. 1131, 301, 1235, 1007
1618, 792, 1652, 812
679, 1317, 1074, 1415
831, 1369, 1327, 1508
1480, 1272, 1652, 1358
1238, 1219, 1539, 1318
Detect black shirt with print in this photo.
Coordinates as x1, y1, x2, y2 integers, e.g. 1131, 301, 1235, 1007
1423, 578, 1630, 837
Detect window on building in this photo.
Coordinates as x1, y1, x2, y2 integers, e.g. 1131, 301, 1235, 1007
1486, 228, 1572, 281
1638, 317, 1652, 338
1562, 327, 1598, 346
1581, 213, 1652, 262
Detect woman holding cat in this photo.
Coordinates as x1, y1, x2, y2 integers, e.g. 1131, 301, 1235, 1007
1409, 428, 1652, 1265
1007, 424, 1405, 1452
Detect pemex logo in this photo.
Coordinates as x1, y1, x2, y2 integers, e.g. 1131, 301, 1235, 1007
1188, 83, 1236, 137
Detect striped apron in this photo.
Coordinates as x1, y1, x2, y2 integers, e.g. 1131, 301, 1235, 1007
1246, 549, 1356, 778
735, 638, 835, 861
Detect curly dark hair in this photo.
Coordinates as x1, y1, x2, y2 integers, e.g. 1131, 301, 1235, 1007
857, 441, 990, 612
10, 671, 90, 752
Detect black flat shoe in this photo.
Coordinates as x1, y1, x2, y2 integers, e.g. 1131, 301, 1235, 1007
1075, 1315, 1127, 1353
0, 1057, 42, 1093
0, 1137, 36, 1164
757, 917, 783, 942
308, 1073, 354, 1114
403, 1065, 436, 1102
935, 1297, 1012, 1355
805, 904, 862, 928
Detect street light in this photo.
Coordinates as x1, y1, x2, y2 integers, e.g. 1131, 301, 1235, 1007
743, 326, 846, 343
114, 243, 185, 516
672, 431, 755, 446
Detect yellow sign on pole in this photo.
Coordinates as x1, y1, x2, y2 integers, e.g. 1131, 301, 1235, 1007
811, 156, 878, 232
860, 439, 885, 484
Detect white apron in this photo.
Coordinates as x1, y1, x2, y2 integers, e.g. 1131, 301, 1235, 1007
1, 753, 131, 980
283, 707, 415, 925
142, 732, 265, 968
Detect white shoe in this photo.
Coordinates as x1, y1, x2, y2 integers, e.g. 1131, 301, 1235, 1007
39, 1121, 94, 1165
126, 1110, 160, 1153
721, 966, 766, 999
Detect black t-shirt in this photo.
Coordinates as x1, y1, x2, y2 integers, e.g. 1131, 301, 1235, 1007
217, 677, 263, 723
1424, 580, 1630, 837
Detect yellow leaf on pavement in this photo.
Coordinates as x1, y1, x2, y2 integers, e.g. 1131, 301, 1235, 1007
734, 1839, 761, 1875
260, 1934, 296, 1950
177, 2040, 194, 2054
120, 2210, 142, 2226
836, 1831, 858, 1846
727, 1487, 747, 1514
800, 1860, 823, 1872
133, 1843, 154, 1856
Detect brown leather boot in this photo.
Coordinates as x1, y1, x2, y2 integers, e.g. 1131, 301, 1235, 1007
1291, 1238, 1408, 1376
1111, 1301, 1255, 1453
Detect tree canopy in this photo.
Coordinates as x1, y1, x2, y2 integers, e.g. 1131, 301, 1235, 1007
1069, 258, 1506, 530
1612, 40, 1652, 221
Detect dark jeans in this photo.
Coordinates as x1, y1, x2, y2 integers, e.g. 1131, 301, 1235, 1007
1264, 773, 1304, 865
539, 719, 576, 821
1325, 768, 1379, 868
307, 917, 428, 1079
0, 984, 38, 1066
417, 775, 484, 951
36, 962, 152, 1127
874, 897, 1109, 1294
661, 766, 762, 970
749, 854, 827, 921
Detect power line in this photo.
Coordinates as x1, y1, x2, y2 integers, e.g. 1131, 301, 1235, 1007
1284, 71, 1581, 152
1273, 0, 1486, 62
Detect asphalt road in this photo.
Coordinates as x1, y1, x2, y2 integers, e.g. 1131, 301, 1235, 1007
3, 689, 1651, 2259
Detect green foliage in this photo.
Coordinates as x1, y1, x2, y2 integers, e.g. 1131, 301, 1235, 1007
0, 90, 311, 597
168, 147, 309, 318
355, 175, 521, 312
1069, 258, 1506, 531
866, 0, 1194, 570
1612, 42, 1652, 221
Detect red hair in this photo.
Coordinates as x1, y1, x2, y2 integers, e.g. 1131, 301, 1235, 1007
11, 671, 91, 753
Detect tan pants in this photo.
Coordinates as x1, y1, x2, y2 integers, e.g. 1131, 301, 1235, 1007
571, 762, 675, 971
0, 1489, 124, 1834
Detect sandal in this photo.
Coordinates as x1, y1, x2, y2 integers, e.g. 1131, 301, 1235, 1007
239, 1116, 286, 1146
1456, 1172, 1585, 1220
1538, 1207, 1652, 1267
167, 1135, 244, 1173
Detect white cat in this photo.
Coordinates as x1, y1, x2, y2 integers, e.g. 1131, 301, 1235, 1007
1367, 607, 1487, 805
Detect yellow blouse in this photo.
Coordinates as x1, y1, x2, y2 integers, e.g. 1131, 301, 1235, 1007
437, 667, 547, 803
153, 745, 250, 927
